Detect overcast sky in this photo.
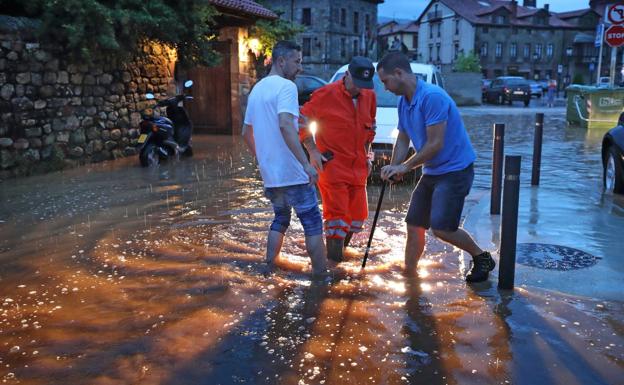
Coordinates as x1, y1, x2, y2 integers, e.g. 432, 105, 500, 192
378, 0, 590, 20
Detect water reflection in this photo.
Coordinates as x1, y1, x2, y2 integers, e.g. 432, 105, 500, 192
0, 130, 622, 384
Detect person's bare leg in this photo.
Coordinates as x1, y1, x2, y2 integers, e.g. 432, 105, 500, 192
405, 225, 426, 276
266, 230, 285, 265
431, 228, 483, 257
304, 234, 327, 275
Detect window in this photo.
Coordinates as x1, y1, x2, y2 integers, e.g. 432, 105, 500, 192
437, 23, 441, 37
495, 15, 505, 24
365, 14, 370, 33
547, 43, 553, 58
436, 43, 440, 61
302, 38, 311, 57
302, 8, 311, 26
340, 8, 346, 27
480, 42, 488, 57
429, 44, 433, 61
353, 12, 359, 34
455, 19, 460, 35
454, 43, 459, 59
495, 42, 502, 58
341, 38, 346, 57
482, 26, 489, 33
412, 35, 417, 49
535, 43, 542, 58
524, 43, 530, 58
512, 27, 518, 34
353, 39, 359, 56
510, 43, 517, 58
429, 24, 433, 38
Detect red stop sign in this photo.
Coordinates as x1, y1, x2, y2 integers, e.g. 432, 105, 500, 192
605, 25, 624, 47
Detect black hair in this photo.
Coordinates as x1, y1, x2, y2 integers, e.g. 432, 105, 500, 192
377, 51, 412, 74
272, 40, 301, 61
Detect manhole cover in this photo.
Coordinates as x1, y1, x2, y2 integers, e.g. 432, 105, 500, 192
516, 243, 601, 270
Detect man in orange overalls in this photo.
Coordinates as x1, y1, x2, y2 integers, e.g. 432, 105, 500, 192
299, 56, 377, 262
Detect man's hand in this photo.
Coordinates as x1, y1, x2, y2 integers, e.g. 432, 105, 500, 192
381, 164, 409, 182
304, 164, 319, 186
308, 149, 327, 173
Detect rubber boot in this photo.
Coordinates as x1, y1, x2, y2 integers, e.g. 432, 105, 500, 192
327, 238, 344, 262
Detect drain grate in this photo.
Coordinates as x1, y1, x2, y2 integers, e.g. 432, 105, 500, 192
516, 243, 601, 271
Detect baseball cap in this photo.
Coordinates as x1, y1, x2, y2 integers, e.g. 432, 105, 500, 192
348, 56, 375, 89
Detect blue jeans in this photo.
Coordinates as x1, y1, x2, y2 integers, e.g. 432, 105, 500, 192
264, 184, 323, 236
405, 164, 474, 231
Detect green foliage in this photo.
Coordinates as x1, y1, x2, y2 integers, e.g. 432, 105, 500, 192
1, 0, 220, 66
572, 73, 585, 85
454, 51, 481, 73
249, 16, 304, 59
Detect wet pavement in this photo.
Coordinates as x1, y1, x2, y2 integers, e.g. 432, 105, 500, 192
0, 105, 622, 384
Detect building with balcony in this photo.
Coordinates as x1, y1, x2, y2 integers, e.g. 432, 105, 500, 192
262, 0, 383, 80
416, 0, 600, 85
377, 20, 419, 59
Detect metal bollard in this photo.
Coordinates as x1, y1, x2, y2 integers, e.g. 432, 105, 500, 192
490, 124, 505, 215
498, 155, 521, 290
531, 113, 544, 186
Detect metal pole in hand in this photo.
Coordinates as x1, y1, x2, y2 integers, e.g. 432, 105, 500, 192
498, 155, 521, 290
362, 181, 387, 269
531, 113, 544, 186
490, 123, 505, 215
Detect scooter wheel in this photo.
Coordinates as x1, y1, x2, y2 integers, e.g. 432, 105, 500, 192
140, 144, 159, 167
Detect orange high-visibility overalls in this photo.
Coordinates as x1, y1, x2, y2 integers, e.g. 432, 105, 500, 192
300, 80, 376, 240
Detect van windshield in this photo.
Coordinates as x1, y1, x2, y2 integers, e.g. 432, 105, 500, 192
332, 72, 427, 107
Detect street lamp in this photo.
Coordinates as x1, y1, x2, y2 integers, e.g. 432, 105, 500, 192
565, 46, 573, 90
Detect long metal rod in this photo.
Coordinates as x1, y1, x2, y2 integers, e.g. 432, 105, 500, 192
498, 156, 521, 290
361, 181, 387, 269
490, 123, 505, 215
531, 113, 544, 186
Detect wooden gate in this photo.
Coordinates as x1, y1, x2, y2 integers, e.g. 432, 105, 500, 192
186, 41, 232, 135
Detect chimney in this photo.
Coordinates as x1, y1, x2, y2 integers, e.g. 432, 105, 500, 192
510, 0, 518, 17
544, 4, 549, 12
523, 0, 536, 7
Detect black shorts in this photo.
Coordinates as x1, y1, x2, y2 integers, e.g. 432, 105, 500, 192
405, 164, 474, 231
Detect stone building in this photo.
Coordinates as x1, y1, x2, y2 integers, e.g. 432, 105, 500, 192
417, 0, 600, 85
262, 0, 383, 80
377, 20, 419, 60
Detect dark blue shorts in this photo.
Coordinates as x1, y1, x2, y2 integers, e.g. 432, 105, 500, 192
405, 164, 474, 231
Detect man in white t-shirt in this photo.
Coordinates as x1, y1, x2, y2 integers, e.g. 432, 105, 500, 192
242, 41, 327, 276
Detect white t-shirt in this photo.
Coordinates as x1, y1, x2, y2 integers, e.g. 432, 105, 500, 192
244, 75, 309, 188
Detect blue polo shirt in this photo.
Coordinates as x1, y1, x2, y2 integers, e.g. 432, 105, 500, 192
398, 79, 475, 175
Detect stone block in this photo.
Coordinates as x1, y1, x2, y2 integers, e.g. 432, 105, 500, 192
1, 84, 14, 100
28, 138, 42, 148
0, 138, 13, 147
55, 131, 69, 143
24, 126, 42, 137
68, 146, 84, 158
0, 149, 16, 169
13, 138, 29, 150
70, 129, 86, 145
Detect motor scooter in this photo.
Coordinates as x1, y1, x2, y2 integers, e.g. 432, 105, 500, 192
137, 80, 194, 167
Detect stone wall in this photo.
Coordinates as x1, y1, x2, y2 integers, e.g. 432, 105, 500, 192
0, 20, 176, 178
442, 71, 482, 106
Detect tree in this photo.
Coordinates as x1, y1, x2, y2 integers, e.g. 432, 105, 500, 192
454, 51, 481, 73
0, 0, 220, 67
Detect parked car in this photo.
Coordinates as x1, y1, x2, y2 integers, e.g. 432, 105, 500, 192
597, 76, 611, 88
484, 76, 531, 106
328, 62, 444, 166
294, 74, 327, 105
602, 121, 624, 194
482, 79, 492, 101
528, 81, 542, 98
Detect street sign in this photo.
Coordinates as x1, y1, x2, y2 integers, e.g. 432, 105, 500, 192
596, 24, 604, 47
608, 3, 624, 25
557, 64, 563, 74
605, 24, 624, 47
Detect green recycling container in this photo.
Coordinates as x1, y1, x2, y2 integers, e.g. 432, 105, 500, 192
566, 85, 624, 129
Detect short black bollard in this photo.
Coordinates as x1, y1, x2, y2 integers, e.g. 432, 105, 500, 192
490, 124, 505, 215
531, 113, 544, 186
498, 155, 521, 290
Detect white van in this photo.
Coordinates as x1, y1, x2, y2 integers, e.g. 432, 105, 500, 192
328, 62, 444, 163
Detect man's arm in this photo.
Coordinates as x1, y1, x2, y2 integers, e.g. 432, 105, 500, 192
381, 122, 446, 180
299, 114, 325, 172
242, 123, 256, 157
279, 112, 319, 185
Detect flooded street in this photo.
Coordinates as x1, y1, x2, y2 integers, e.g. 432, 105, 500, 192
0, 107, 622, 384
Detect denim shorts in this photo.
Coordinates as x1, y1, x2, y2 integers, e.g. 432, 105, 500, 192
405, 164, 474, 231
264, 184, 323, 236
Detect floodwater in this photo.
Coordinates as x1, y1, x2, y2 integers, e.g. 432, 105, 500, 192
0, 107, 622, 384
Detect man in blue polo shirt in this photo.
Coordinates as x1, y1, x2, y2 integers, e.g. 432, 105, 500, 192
377, 52, 494, 282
